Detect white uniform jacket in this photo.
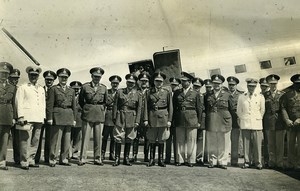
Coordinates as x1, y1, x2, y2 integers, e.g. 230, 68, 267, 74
236, 92, 265, 130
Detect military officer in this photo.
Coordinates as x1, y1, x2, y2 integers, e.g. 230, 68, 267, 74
0, 62, 15, 170
237, 78, 265, 170
165, 77, 181, 164
16, 66, 45, 170
144, 72, 173, 167
281, 74, 300, 170
130, 72, 150, 163
70, 81, 83, 160
192, 77, 206, 166
259, 77, 270, 167
173, 72, 203, 167
205, 74, 232, 169
263, 74, 285, 169
8, 68, 20, 165
78, 67, 107, 166
35, 70, 57, 164
101, 75, 121, 161
112, 74, 143, 166
47, 68, 76, 167
227, 76, 242, 167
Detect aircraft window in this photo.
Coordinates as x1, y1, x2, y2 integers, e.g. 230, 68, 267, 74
284, 57, 296, 66
209, 68, 221, 77
235, 64, 247, 74
259, 60, 272, 69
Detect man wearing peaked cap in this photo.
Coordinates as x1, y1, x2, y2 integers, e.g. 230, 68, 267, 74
101, 75, 121, 162
47, 68, 76, 167
193, 77, 204, 91
281, 74, 300, 170
126, 73, 138, 83
169, 77, 181, 86
259, 78, 269, 94
131, 72, 150, 163
263, 74, 285, 169
35, 70, 57, 165
78, 67, 108, 166
226, 76, 243, 166
15, 66, 45, 170
237, 77, 265, 170
180, 71, 194, 81
8, 69, 20, 86
206, 74, 232, 169
0, 62, 16, 170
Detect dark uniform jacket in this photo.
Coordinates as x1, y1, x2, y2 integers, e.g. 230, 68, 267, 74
263, 90, 285, 130
113, 88, 143, 128
205, 89, 232, 132
229, 90, 242, 129
281, 89, 300, 130
74, 95, 82, 128
145, 87, 173, 128
173, 87, 203, 128
104, 88, 117, 127
0, 83, 16, 126
79, 82, 108, 123
46, 84, 76, 126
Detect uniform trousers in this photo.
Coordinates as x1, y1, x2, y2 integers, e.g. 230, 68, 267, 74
165, 127, 177, 162
242, 130, 263, 167
196, 130, 206, 161
36, 124, 51, 163
70, 127, 82, 158
231, 128, 241, 164
288, 129, 300, 168
11, 125, 20, 164
147, 127, 169, 143
113, 125, 137, 144
19, 123, 42, 167
102, 125, 114, 154
263, 129, 269, 164
49, 125, 71, 164
207, 131, 230, 166
267, 130, 286, 168
0, 125, 11, 167
176, 127, 197, 164
80, 121, 103, 163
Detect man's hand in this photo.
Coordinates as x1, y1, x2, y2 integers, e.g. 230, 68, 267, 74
47, 120, 53, 125
293, 118, 300, 126
73, 121, 76, 127
144, 121, 149, 127
197, 123, 202, 129
134, 123, 139, 128
167, 121, 171, 128
287, 119, 294, 127
12, 119, 16, 125
18, 117, 25, 125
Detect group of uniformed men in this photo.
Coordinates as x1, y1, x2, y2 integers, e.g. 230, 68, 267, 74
0, 61, 300, 171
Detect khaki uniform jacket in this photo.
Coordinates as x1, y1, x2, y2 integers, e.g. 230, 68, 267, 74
46, 84, 76, 126
74, 95, 82, 128
281, 89, 300, 130
229, 90, 242, 129
104, 89, 117, 126
237, 92, 265, 130
173, 87, 203, 128
205, 90, 232, 132
79, 82, 108, 123
263, 90, 285, 130
0, 83, 16, 126
144, 87, 173, 128
113, 88, 143, 128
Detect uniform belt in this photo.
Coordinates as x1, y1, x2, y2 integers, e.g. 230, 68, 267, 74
178, 106, 195, 111
87, 101, 105, 105
151, 106, 167, 111
55, 105, 72, 109
106, 106, 113, 110
0, 100, 12, 104
120, 106, 136, 111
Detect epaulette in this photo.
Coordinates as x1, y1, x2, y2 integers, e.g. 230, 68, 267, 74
100, 83, 106, 87
162, 86, 171, 92
82, 82, 90, 86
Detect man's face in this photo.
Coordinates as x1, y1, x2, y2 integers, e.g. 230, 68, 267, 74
206, 86, 213, 93
228, 83, 237, 92
0, 72, 9, 82
111, 82, 119, 90
269, 83, 277, 92
247, 85, 257, 94
8, 77, 19, 85
213, 82, 222, 91
126, 81, 135, 89
28, 74, 39, 84
170, 84, 179, 91
140, 80, 148, 89
260, 85, 269, 93
181, 79, 190, 89
154, 80, 163, 89
58, 76, 68, 86
45, 79, 54, 87
193, 85, 201, 92
73, 88, 80, 95
92, 74, 101, 84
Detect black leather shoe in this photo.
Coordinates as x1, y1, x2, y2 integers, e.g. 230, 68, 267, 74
29, 164, 39, 168
71, 156, 79, 160
49, 163, 56, 167
0, 166, 8, 170
21, 166, 29, 170
94, 161, 104, 166
208, 164, 214, 168
219, 165, 227, 169
187, 163, 194, 167
77, 162, 86, 166
59, 162, 71, 166
175, 163, 181, 166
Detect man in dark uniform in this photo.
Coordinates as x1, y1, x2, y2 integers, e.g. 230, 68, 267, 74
165, 77, 181, 164
35, 70, 57, 164
227, 76, 242, 167
259, 77, 270, 167
281, 74, 300, 170
205, 74, 232, 169
69, 81, 83, 160
112, 74, 143, 166
144, 72, 173, 167
47, 68, 76, 167
8, 68, 20, 165
130, 72, 150, 163
78, 67, 107, 166
263, 74, 285, 169
173, 72, 203, 167
101, 75, 121, 161
0, 62, 15, 170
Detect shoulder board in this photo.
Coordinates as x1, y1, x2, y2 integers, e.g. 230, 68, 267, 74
82, 82, 90, 86
100, 83, 106, 87
161, 87, 170, 92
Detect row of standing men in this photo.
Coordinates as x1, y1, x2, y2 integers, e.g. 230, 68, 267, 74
0, 62, 299, 170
